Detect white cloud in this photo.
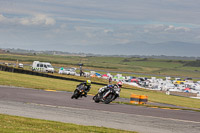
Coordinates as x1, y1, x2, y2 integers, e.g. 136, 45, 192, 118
0, 14, 6, 21
144, 24, 165, 32
19, 14, 55, 26
104, 29, 113, 33
0, 13, 55, 26
144, 24, 191, 33
0, 14, 17, 24
115, 38, 131, 44
164, 25, 190, 32
60, 17, 92, 23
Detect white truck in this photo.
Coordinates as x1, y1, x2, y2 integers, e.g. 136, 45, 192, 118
32, 61, 54, 73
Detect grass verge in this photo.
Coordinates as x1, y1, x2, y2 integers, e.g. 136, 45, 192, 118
0, 114, 135, 133
113, 101, 200, 112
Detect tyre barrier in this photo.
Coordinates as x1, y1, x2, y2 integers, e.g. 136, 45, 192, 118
130, 94, 148, 104
139, 95, 148, 104
130, 94, 140, 104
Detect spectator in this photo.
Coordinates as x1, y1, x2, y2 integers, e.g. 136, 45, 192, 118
109, 77, 112, 84
80, 70, 83, 76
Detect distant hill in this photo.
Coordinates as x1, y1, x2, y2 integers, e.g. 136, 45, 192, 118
68, 41, 200, 57
1, 41, 200, 58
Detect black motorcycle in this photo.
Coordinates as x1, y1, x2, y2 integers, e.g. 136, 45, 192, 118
71, 85, 86, 99
93, 88, 117, 104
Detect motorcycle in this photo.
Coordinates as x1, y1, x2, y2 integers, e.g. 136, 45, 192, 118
71, 85, 86, 99
93, 87, 120, 104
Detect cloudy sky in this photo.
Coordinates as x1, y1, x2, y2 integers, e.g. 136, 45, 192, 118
0, 0, 200, 55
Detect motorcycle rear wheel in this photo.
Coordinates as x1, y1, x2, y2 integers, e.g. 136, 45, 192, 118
71, 90, 80, 99
93, 94, 100, 103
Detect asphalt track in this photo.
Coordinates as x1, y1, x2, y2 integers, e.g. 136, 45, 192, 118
0, 86, 200, 133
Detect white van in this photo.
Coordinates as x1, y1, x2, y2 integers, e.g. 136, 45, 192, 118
32, 61, 54, 73
18, 63, 24, 68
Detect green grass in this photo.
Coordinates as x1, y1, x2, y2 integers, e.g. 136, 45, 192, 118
0, 71, 103, 94
0, 71, 200, 109
120, 86, 200, 109
0, 114, 135, 133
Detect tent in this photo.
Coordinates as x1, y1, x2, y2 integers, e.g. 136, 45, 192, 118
184, 88, 191, 91
102, 74, 108, 77
91, 75, 97, 78
119, 77, 125, 80
95, 73, 101, 76
184, 88, 191, 93
131, 78, 139, 83
113, 76, 118, 81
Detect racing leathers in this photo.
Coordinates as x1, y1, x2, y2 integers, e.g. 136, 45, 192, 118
77, 82, 91, 97
98, 84, 121, 100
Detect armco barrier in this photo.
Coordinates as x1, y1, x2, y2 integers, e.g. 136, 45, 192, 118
0, 64, 106, 86
130, 94, 148, 104
168, 91, 197, 97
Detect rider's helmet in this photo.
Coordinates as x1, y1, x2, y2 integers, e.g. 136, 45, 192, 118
86, 80, 91, 86
117, 81, 123, 88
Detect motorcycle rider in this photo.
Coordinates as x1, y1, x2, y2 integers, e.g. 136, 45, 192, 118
98, 81, 122, 100
76, 80, 91, 97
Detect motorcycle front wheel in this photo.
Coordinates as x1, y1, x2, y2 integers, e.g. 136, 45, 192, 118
71, 89, 80, 99
104, 93, 114, 104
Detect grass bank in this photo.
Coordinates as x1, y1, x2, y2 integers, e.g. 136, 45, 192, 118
0, 114, 135, 133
